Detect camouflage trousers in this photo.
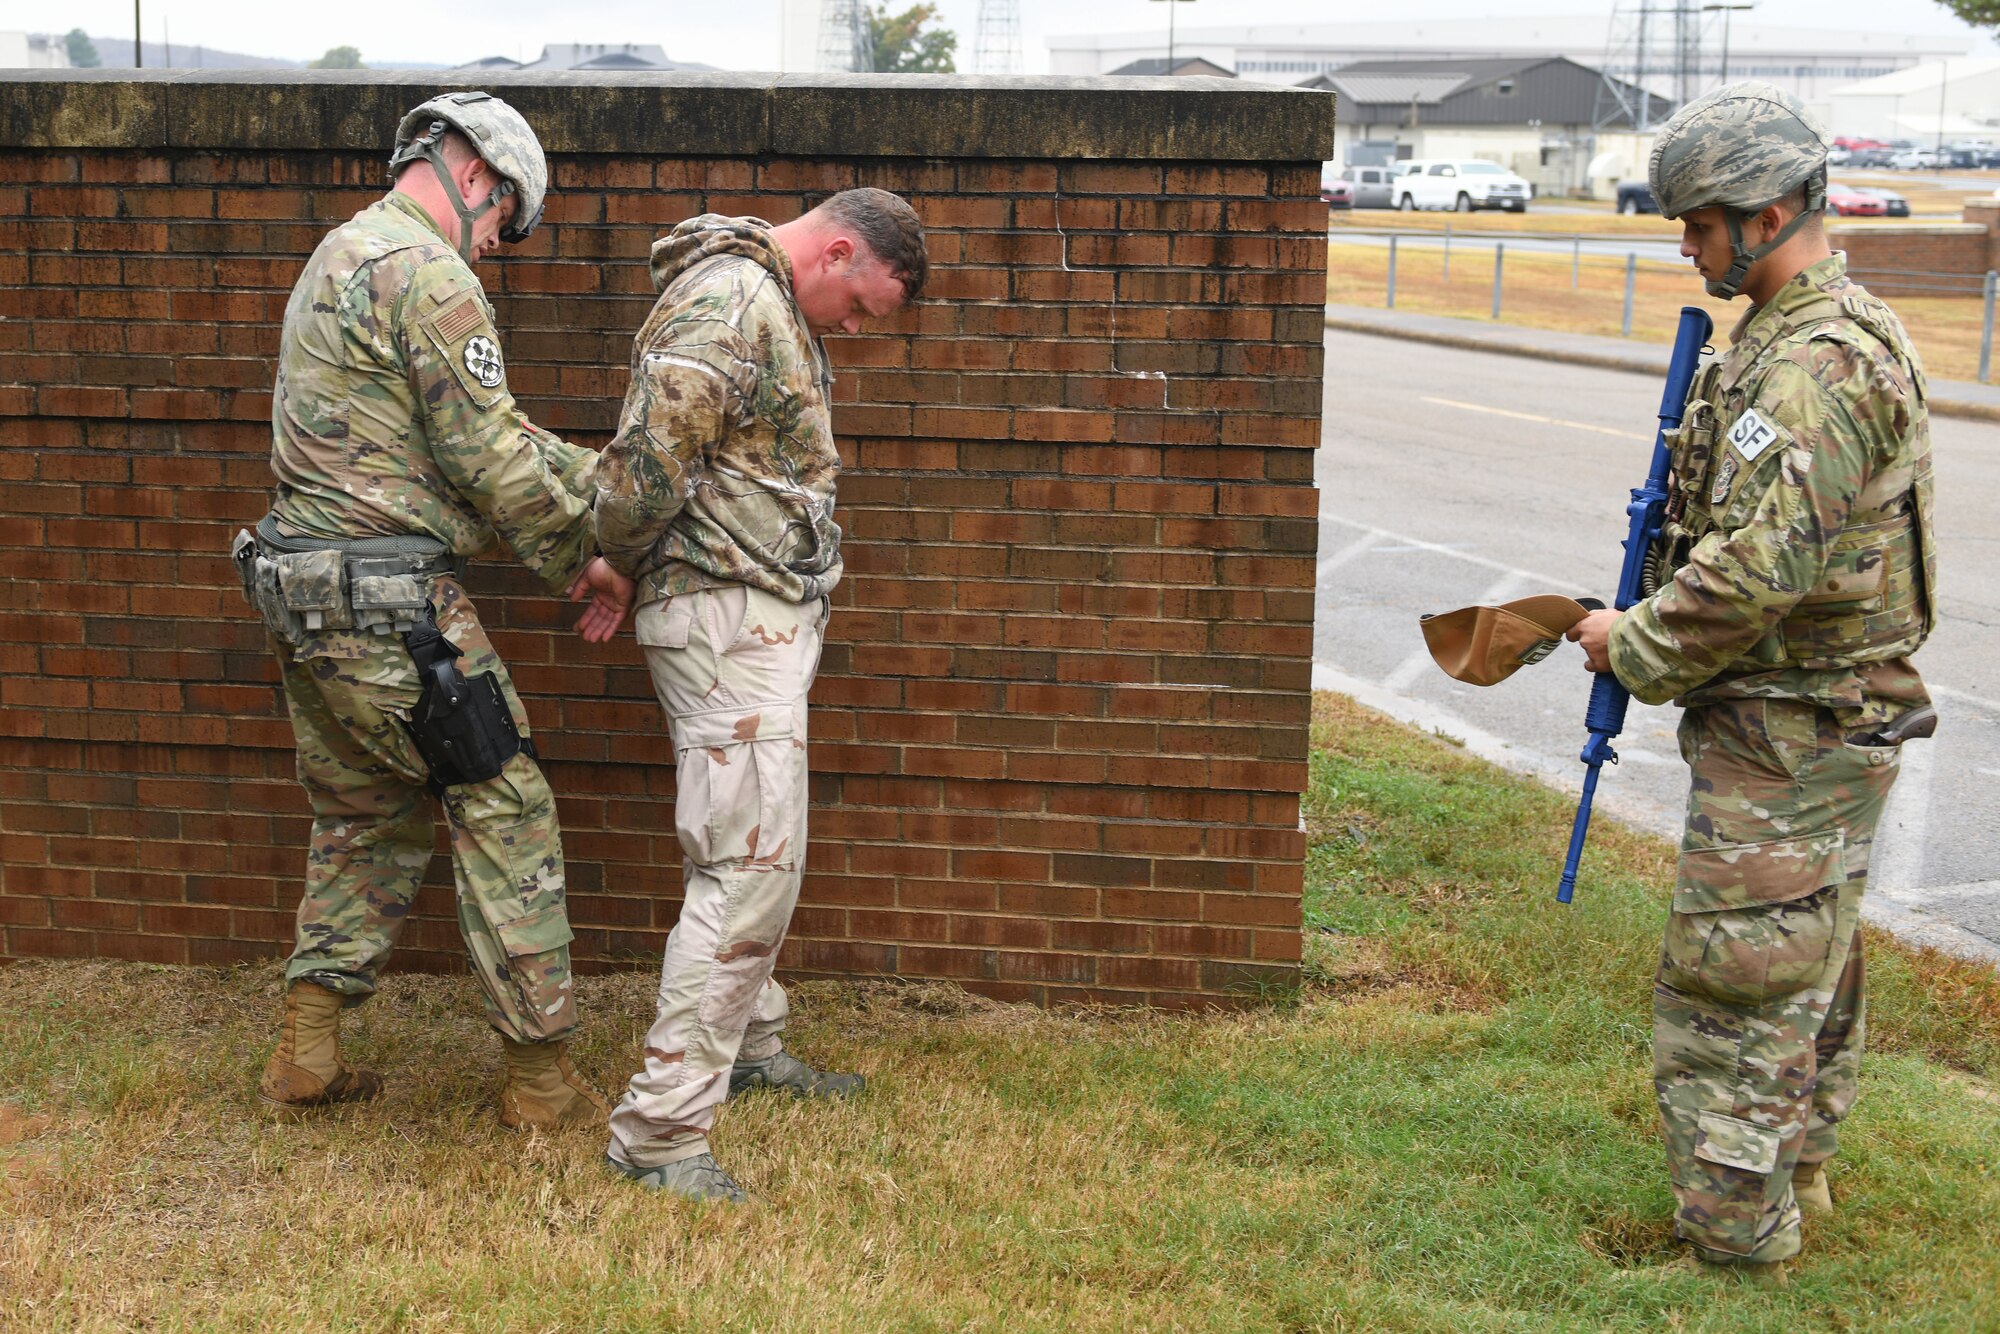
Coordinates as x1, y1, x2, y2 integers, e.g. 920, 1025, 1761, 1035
607, 585, 825, 1170
275, 577, 579, 1043
1656, 696, 1899, 1263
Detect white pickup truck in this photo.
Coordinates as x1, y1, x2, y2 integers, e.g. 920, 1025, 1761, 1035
1392, 159, 1532, 213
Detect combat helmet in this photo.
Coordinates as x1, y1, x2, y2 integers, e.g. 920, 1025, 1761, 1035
1648, 81, 1830, 299
389, 91, 547, 263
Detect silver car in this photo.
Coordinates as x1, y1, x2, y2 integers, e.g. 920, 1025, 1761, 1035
1344, 165, 1397, 210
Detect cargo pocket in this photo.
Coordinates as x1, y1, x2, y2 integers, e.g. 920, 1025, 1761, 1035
1693, 1110, 1782, 1176
673, 705, 802, 870
466, 812, 574, 959
1665, 835, 1843, 1008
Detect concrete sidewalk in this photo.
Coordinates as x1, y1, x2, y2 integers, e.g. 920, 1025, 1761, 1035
1325, 303, 2000, 424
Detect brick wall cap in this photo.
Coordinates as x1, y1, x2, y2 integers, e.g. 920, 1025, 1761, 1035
0, 71, 1334, 162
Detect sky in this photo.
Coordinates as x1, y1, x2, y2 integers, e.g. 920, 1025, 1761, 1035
43, 0, 1999, 71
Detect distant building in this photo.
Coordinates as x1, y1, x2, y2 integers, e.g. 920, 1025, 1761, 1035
1829, 59, 2000, 141
0, 32, 73, 68
455, 44, 714, 73
1047, 17, 1972, 123
1308, 55, 1671, 199
1106, 56, 1235, 78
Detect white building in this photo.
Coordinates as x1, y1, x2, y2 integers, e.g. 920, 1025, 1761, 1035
0, 32, 72, 68
1047, 17, 1972, 122
1829, 59, 2000, 141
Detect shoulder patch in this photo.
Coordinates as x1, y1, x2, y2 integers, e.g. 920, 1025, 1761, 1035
1725, 408, 1779, 462
431, 296, 485, 345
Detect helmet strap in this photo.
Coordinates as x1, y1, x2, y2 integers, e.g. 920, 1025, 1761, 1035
1710, 169, 1827, 300
400, 119, 504, 264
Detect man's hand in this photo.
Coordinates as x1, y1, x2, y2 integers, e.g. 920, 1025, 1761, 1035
1566, 608, 1622, 673
567, 556, 635, 644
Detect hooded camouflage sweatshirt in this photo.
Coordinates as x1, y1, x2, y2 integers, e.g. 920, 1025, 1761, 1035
268, 192, 599, 592
594, 215, 840, 606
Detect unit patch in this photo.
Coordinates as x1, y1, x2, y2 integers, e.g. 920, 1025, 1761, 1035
1711, 454, 1738, 505
463, 335, 504, 388
1725, 408, 1778, 461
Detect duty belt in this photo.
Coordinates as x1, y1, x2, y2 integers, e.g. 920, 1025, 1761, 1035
252, 514, 467, 581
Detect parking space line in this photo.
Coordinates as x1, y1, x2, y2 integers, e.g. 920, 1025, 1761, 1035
1319, 512, 1594, 595
1420, 395, 1650, 441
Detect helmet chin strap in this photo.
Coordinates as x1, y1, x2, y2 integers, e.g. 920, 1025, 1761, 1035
406, 120, 510, 264
1708, 170, 1827, 299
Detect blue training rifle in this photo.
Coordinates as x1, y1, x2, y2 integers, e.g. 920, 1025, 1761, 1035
1556, 304, 1714, 904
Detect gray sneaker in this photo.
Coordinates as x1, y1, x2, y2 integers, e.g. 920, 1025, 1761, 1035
606, 1151, 747, 1204
728, 1048, 865, 1100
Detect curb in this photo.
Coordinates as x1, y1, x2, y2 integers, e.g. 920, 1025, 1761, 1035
1324, 314, 2000, 425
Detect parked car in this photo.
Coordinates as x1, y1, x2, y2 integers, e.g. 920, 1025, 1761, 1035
1889, 147, 1942, 170
1826, 147, 1852, 167
1825, 184, 1888, 217
1847, 147, 1895, 169
1344, 164, 1399, 209
1616, 181, 1657, 214
1856, 187, 1910, 218
1321, 177, 1354, 209
1392, 159, 1532, 212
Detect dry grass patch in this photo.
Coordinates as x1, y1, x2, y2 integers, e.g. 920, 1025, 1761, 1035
1328, 241, 1989, 381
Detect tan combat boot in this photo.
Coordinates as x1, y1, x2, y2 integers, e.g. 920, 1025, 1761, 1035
1793, 1160, 1834, 1216
257, 981, 384, 1117
498, 1037, 613, 1130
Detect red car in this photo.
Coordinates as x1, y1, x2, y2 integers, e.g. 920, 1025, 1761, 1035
1825, 185, 1887, 217
1322, 177, 1354, 209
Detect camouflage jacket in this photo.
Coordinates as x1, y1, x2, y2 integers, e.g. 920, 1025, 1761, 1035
594, 216, 841, 606
268, 192, 598, 592
1609, 254, 1937, 735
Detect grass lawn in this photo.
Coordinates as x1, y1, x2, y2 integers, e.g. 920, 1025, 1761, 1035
4, 693, 1996, 1330
1326, 242, 1992, 383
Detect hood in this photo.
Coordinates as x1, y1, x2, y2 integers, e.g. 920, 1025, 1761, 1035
650, 214, 791, 294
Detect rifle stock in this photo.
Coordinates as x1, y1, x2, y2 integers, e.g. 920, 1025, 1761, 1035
1556, 305, 1714, 904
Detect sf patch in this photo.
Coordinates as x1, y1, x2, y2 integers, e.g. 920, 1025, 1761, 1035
463, 335, 504, 389
1725, 408, 1779, 462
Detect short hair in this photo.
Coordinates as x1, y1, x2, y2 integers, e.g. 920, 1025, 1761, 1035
815, 188, 928, 299
392, 127, 478, 182
1769, 182, 1825, 236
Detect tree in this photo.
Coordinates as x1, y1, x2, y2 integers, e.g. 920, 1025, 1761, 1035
64, 28, 101, 68
869, 3, 956, 73
309, 46, 365, 69
1937, 1, 2000, 24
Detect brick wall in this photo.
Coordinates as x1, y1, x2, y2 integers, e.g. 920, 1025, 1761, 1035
0, 72, 1332, 1006
1835, 219, 1989, 300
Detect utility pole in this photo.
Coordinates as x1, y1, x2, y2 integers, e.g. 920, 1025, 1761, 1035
1150, 0, 1195, 71
1939, 59, 1950, 155
1703, 3, 1753, 88
133, 0, 142, 68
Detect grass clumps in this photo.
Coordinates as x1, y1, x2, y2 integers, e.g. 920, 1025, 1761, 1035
2, 690, 1996, 1331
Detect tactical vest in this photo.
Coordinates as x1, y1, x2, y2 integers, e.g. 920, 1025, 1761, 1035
1659, 284, 1936, 672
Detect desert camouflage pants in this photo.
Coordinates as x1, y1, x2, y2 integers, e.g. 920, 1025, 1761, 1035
275, 577, 579, 1043
1656, 696, 1899, 1263
608, 585, 824, 1170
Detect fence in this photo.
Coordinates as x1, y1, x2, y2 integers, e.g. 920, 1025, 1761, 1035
1341, 226, 1999, 381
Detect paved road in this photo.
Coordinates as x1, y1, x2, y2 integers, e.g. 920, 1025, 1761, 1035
1314, 328, 2000, 960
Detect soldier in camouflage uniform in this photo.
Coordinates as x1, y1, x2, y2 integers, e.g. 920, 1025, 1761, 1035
1569, 83, 1938, 1267
597, 190, 929, 1202
246, 92, 632, 1128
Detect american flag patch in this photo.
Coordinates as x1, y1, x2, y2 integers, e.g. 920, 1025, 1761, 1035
431, 298, 484, 345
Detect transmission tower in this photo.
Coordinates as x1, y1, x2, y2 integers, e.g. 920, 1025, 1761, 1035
975, 0, 1023, 76
1595, 0, 1714, 130
817, 0, 874, 73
